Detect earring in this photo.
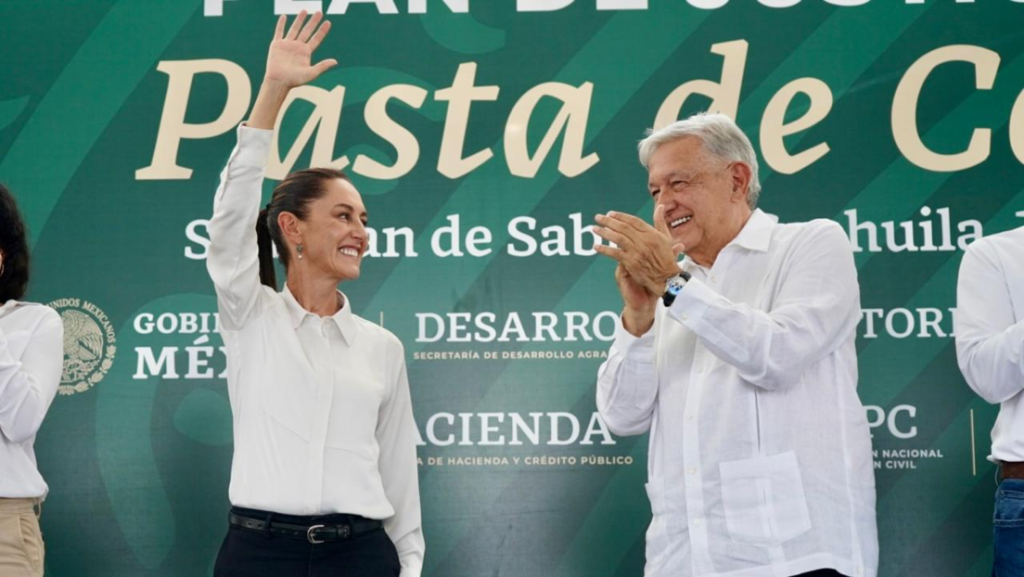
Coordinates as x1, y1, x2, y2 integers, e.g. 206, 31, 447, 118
297, 244, 304, 260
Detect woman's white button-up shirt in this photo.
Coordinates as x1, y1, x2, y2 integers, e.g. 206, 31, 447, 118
0, 300, 63, 499
206, 125, 424, 576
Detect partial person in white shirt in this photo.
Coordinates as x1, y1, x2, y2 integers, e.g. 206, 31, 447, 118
955, 224, 1024, 577
0, 183, 64, 577
591, 113, 878, 577
206, 13, 423, 577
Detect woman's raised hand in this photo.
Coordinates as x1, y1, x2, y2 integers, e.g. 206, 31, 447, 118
264, 12, 337, 89
248, 12, 337, 130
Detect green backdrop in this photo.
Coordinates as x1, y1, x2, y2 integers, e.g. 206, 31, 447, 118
2, 1, 1021, 576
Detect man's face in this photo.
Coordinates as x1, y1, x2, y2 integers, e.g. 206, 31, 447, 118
646, 136, 749, 266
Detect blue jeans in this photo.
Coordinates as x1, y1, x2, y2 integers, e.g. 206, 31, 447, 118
993, 479, 1024, 576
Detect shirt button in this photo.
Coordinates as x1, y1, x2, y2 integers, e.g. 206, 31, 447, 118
680, 312, 689, 321
687, 414, 695, 422
688, 467, 698, 475
693, 518, 703, 526
710, 275, 718, 283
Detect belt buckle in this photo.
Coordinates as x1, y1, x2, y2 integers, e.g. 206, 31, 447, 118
307, 524, 326, 544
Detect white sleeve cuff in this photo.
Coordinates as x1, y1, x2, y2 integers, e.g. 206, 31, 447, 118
231, 124, 274, 169
665, 278, 716, 330
611, 314, 656, 364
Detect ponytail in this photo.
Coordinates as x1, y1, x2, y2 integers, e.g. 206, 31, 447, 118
256, 206, 277, 289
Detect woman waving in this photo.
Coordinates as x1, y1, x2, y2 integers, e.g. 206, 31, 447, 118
207, 12, 423, 577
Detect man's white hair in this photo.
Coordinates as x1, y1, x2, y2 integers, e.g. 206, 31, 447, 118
638, 112, 762, 210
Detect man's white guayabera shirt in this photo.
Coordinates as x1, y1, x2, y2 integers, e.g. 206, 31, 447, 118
598, 210, 878, 577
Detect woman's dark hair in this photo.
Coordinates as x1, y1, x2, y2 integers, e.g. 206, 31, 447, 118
256, 168, 350, 288
0, 183, 30, 302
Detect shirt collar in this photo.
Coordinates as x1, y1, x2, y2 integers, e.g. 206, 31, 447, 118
281, 284, 358, 345
0, 299, 21, 318
681, 209, 776, 272
725, 208, 776, 253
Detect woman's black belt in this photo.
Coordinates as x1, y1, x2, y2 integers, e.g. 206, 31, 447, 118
229, 512, 384, 544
